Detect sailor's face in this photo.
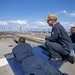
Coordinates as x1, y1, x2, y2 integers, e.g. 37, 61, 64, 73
47, 20, 53, 26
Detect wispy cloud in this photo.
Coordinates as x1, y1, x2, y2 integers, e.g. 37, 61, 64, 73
31, 26, 39, 29
70, 11, 75, 17
7, 20, 27, 25
61, 22, 70, 25
61, 21, 75, 30
59, 10, 68, 15
69, 22, 75, 27
33, 21, 47, 25
57, 10, 75, 17
61, 22, 75, 26
0, 21, 8, 26
0, 20, 27, 26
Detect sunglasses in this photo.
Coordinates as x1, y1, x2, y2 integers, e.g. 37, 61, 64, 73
47, 19, 53, 23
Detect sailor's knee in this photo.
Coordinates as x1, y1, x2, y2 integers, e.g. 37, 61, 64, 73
45, 40, 51, 46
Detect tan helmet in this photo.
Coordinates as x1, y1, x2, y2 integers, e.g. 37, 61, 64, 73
46, 14, 57, 21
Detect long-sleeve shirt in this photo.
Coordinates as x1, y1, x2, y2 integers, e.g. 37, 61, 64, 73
46, 22, 73, 49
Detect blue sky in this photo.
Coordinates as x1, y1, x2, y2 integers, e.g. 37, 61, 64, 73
0, 0, 75, 32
